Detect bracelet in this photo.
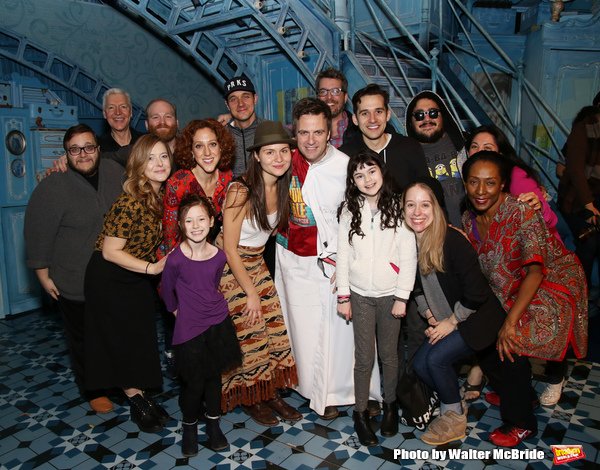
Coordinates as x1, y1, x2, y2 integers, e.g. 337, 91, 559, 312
337, 298, 350, 304
337, 295, 350, 300
145, 262, 151, 274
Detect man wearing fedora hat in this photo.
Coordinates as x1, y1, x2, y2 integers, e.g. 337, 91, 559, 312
275, 98, 382, 420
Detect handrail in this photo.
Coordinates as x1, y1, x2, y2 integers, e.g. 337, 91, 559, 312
343, 0, 569, 191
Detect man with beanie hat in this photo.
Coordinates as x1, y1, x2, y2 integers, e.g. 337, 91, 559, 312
222, 75, 264, 177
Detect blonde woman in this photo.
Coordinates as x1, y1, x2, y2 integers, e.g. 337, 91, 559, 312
403, 177, 504, 446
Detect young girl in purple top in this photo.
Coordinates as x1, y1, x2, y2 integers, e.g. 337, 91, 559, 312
161, 194, 241, 457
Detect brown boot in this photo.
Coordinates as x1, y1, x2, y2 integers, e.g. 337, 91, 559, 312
318, 406, 339, 420
266, 396, 302, 422
243, 403, 279, 426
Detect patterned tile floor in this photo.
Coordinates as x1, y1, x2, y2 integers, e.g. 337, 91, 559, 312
1, 308, 599, 469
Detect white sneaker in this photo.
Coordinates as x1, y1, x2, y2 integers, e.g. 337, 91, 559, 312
540, 379, 564, 406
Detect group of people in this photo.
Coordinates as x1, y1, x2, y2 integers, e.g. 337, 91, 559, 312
24, 69, 591, 456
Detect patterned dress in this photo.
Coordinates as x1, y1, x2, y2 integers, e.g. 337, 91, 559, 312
218, 184, 298, 411
159, 168, 232, 257
463, 195, 587, 361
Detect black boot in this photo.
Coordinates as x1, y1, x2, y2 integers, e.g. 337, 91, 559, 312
128, 393, 163, 433
353, 410, 377, 446
145, 393, 171, 425
181, 421, 198, 457
205, 415, 228, 451
380, 401, 398, 437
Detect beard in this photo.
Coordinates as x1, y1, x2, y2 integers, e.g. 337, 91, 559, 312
414, 126, 444, 144
149, 124, 177, 142
68, 156, 100, 176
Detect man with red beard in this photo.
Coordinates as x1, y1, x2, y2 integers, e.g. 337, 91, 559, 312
145, 98, 179, 153
405, 91, 467, 228
25, 124, 123, 414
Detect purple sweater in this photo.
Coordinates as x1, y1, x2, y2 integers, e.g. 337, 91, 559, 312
161, 245, 230, 345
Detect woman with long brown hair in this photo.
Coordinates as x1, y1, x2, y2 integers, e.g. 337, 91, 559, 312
219, 121, 300, 426
84, 134, 173, 433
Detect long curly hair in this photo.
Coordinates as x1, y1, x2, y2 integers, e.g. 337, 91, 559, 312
173, 118, 235, 171
338, 151, 403, 244
123, 134, 173, 218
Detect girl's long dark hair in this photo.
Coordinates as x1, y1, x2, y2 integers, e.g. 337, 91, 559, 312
176, 193, 216, 243
227, 147, 291, 232
466, 124, 541, 188
338, 151, 403, 244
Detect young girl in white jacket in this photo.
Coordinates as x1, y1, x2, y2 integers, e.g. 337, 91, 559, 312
336, 151, 417, 447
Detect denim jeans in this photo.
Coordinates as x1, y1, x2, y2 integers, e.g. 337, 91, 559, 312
412, 330, 473, 405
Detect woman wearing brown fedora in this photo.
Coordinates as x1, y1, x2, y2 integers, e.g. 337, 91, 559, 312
219, 120, 301, 425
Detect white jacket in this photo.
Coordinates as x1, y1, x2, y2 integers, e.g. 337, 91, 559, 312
336, 200, 417, 299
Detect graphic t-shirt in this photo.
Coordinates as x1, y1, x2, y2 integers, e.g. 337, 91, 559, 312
422, 133, 465, 227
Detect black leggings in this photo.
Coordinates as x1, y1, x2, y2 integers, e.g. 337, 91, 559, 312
179, 374, 221, 422
478, 345, 537, 432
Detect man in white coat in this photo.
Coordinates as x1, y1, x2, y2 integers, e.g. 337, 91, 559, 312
275, 98, 381, 419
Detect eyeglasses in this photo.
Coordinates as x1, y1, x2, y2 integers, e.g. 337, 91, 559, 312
412, 109, 441, 121
67, 145, 98, 156
317, 87, 345, 97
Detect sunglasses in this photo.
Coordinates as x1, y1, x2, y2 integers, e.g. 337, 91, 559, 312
412, 109, 441, 121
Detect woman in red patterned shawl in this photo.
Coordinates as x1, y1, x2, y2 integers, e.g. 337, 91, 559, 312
158, 118, 235, 257
462, 151, 587, 448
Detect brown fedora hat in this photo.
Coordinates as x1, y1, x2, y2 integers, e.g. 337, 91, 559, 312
247, 120, 296, 152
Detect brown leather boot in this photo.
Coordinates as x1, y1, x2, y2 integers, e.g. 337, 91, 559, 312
243, 403, 279, 426
266, 396, 302, 422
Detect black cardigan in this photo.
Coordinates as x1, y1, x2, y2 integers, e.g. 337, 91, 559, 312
414, 227, 505, 351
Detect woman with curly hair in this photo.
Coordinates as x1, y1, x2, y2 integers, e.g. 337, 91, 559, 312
84, 134, 173, 433
336, 151, 417, 446
159, 118, 235, 257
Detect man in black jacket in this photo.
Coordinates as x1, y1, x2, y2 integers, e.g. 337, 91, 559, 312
339, 84, 429, 192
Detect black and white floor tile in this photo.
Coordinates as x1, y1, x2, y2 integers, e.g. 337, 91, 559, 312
1, 309, 599, 469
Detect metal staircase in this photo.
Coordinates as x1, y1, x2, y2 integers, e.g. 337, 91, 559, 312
0, 27, 145, 126
110, 0, 341, 95
1, 1, 583, 190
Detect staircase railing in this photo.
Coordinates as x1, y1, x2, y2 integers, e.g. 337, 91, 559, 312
344, 0, 568, 190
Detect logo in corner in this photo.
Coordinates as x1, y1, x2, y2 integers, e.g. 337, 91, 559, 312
551, 445, 585, 465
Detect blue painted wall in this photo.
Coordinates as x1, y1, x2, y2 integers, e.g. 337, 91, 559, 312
0, 0, 228, 127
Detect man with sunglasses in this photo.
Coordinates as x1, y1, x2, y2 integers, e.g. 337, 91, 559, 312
25, 124, 123, 414
405, 91, 467, 227
339, 84, 428, 191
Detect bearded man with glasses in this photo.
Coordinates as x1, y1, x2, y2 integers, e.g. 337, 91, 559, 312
405, 91, 467, 228
25, 124, 123, 415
